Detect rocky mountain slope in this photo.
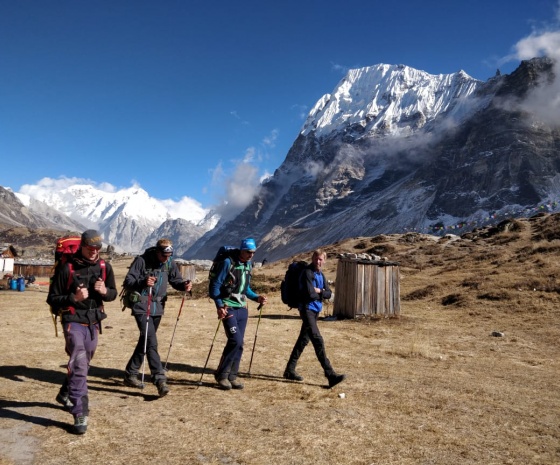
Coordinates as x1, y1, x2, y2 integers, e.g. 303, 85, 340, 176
0, 186, 86, 232
185, 58, 560, 262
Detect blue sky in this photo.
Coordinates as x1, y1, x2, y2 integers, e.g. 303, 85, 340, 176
1, 0, 559, 216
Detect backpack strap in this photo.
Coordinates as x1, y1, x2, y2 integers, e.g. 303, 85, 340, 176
66, 263, 75, 291
99, 259, 106, 281
65, 263, 76, 314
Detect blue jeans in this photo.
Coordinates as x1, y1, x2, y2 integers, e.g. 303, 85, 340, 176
215, 307, 248, 380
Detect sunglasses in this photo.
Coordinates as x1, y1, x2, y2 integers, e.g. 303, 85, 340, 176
85, 245, 101, 252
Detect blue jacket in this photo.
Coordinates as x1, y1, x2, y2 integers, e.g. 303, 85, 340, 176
300, 265, 332, 313
209, 254, 258, 309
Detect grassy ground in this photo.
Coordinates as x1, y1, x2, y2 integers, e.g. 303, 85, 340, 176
1, 214, 560, 465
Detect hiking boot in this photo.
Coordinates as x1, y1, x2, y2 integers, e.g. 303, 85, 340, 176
229, 378, 244, 390
283, 370, 304, 382
217, 378, 232, 390
156, 380, 170, 397
327, 373, 346, 388
124, 374, 143, 389
55, 392, 73, 410
72, 414, 88, 435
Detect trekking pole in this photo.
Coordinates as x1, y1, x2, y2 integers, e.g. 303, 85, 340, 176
140, 282, 153, 389
247, 303, 264, 377
163, 291, 187, 371
50, 312, 59, 337
196, 319, 221, 389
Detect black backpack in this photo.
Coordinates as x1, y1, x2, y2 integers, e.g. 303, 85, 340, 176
208, 246, 239, 298
280, 261, 308, 309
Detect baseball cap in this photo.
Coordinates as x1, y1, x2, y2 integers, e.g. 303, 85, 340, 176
81, 230, 103, 248
240, 238, 257, 252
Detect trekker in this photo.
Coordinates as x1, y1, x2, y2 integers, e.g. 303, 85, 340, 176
209, 238, 267, 390
123, 238, 192, 397
284, 249, 346, 388
47, 230, 117, 434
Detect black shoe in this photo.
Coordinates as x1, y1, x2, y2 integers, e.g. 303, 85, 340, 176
73, 414, 88, 435
156, 380, 170, 397
327, 374, 346, 388
124, 374, 143, 389
229, 378, 244, 390
56, 392, 73, 410
283, 370, 304, 382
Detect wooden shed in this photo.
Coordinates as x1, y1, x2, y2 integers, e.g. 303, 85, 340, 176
13, 262, 53, 278
175, 260, 197, 282
333, 257, 400, 318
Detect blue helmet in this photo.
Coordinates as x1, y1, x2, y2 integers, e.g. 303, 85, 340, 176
240, 238, 257, 251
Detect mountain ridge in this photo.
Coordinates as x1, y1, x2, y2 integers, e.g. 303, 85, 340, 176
1, 58, 558, 261
183, 57, 560, 262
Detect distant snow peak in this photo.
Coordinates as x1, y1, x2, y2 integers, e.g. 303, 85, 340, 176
301, 63, 482, 139
18, 179, 214, 253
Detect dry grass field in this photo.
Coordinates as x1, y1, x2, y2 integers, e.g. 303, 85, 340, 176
1, 214, 560, 465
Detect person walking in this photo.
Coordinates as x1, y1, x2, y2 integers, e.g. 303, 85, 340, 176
47, 230, 117, 434
122, 238, 192, 397
284, 249, 346, 388
209, 238, 267, 390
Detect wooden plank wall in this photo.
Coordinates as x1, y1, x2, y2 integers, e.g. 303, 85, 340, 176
13, 264, 52, 278
177, 264, 197, 282
333, 259, 400, 318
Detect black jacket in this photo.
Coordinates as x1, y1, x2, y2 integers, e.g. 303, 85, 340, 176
123, 247, 187, 316
47, 252, 117, 325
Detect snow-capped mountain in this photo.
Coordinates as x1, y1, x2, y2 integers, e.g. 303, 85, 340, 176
0, 186, 87, 231
185, 57, 560, 262
3, 58, 558, 261
14, 183, 216, 253
301, 64, 482, 139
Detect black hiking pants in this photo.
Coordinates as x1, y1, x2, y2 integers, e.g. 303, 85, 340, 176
286, 307, 335, 378
125, 313, 166, 383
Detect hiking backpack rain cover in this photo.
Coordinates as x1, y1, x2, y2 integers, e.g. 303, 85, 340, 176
280, 261, 308, 309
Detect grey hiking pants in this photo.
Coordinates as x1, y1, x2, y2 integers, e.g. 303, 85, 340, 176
63, 322, 98, 416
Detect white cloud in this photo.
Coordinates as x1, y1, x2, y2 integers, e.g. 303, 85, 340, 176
331, 62, 350, 75
304, 160, 325, 179
512, 28, 560, 127
262, 129, 278, 148
243, 147, 256, 163
160, 196, 207, 222
210, 132, 279, 216
291, 104, 309, 120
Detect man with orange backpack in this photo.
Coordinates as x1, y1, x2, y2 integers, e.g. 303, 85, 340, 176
47, 230, 117, 434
